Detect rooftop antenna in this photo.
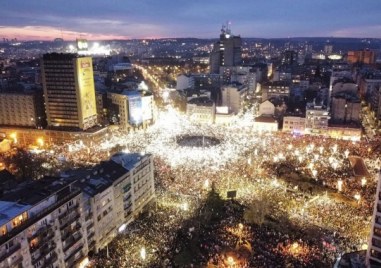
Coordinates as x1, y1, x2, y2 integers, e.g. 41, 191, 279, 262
221, 24, 226, 35
226, 21, 232, 35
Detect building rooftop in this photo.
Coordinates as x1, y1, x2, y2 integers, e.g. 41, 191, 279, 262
255, 115, 277, 123
187, 96, 214, 106
0, 201, 31, 227
111, 152, 148, 171
69, 160, 128, 197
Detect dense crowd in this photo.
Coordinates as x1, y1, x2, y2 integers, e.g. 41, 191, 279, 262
9, 108, 379, 267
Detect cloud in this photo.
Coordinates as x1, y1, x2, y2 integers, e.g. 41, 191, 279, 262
0, 26, 131, 41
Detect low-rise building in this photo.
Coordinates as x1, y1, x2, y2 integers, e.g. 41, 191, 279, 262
253, 115, 278, 132
186, 97, 215, 124
305, 103, 330, 135
261, 81, 290, 101
283, 116, 305, 134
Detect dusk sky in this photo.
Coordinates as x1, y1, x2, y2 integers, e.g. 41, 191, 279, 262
1, 0, 381, 41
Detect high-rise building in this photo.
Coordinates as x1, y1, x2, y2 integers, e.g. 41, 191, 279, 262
41, 53, 97, 130
210, 24, 242, 74
367, 172, 381, 267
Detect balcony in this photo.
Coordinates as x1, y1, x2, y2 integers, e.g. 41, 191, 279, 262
44, 252, 58, 266
28, 225, 54, 242
11, 255, 23, 267
60, 213, 81, 231
63, 233, 83, 252
85, 212, 93, 222
61, 222, 81, 241
87, 232, 95, 241
0, 244, 21, 263
59, 204, 79, 221
88, 240, 96, 251
86, 222, 94, 232
65, 246, 84, 266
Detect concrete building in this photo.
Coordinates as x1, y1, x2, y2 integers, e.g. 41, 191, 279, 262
186, 97, 215, 124
221, 83, 248, 114
370, 87, 381, 125
176, 74, 194, 90
0, 178, 87, 268
282, 116, 306, 134
261, 82, 290, 102
108, 90, 154, 131
0, 152, 155, 268
367, 172, 381, 267
305, 103, 330, 135
42, 53, 97, 130
111, 153, 155, 219
0, 91, 45, 128
210, 24, 242, 74
359, 78, 381, 102
331, 93, 361, 123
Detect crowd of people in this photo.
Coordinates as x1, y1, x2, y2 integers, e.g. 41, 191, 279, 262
8, 108, 379, 267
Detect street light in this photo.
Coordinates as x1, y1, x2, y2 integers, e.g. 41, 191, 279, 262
361, 178, 367, 187
37, 137, 44, 147
227, 256, 235, 267
10, 133, 17, 144
140, 247, 146, 261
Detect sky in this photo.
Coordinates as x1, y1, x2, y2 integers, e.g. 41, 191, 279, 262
1, 0, 381, 41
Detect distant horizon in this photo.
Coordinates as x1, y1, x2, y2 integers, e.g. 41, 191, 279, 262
2, 1, 381, 42
2, 35, 381, 42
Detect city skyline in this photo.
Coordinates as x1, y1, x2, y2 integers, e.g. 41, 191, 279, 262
1, 0, 381, 41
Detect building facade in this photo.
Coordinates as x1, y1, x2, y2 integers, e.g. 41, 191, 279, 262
330, 94, 361, 123
0, 92, 44, 128
282, 116, 306, 134
42, 53, 97, 130
221, 83, 247, 115
0, 153, 155, 268
186, 97, 215, 124
0, 179, 87, 268
304, 103, 330, 135
176, 74, 194, 90
261, 82, 290, 102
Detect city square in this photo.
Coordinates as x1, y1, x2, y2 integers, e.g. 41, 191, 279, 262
38, 106, 379, 267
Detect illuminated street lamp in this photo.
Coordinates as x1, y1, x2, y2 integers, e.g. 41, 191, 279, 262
227, 256, 235, 267
140, 247, 146, 261
181, 202, 189, 211
361, 178, 367, 187
354, 194, 361, 203
10, 133, 17, 144
37, 137, 44, 147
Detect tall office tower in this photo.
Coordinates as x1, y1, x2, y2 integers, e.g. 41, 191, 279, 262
210, 24, 242, 74
367, 172, 381, 267
42, 53, 97, 130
